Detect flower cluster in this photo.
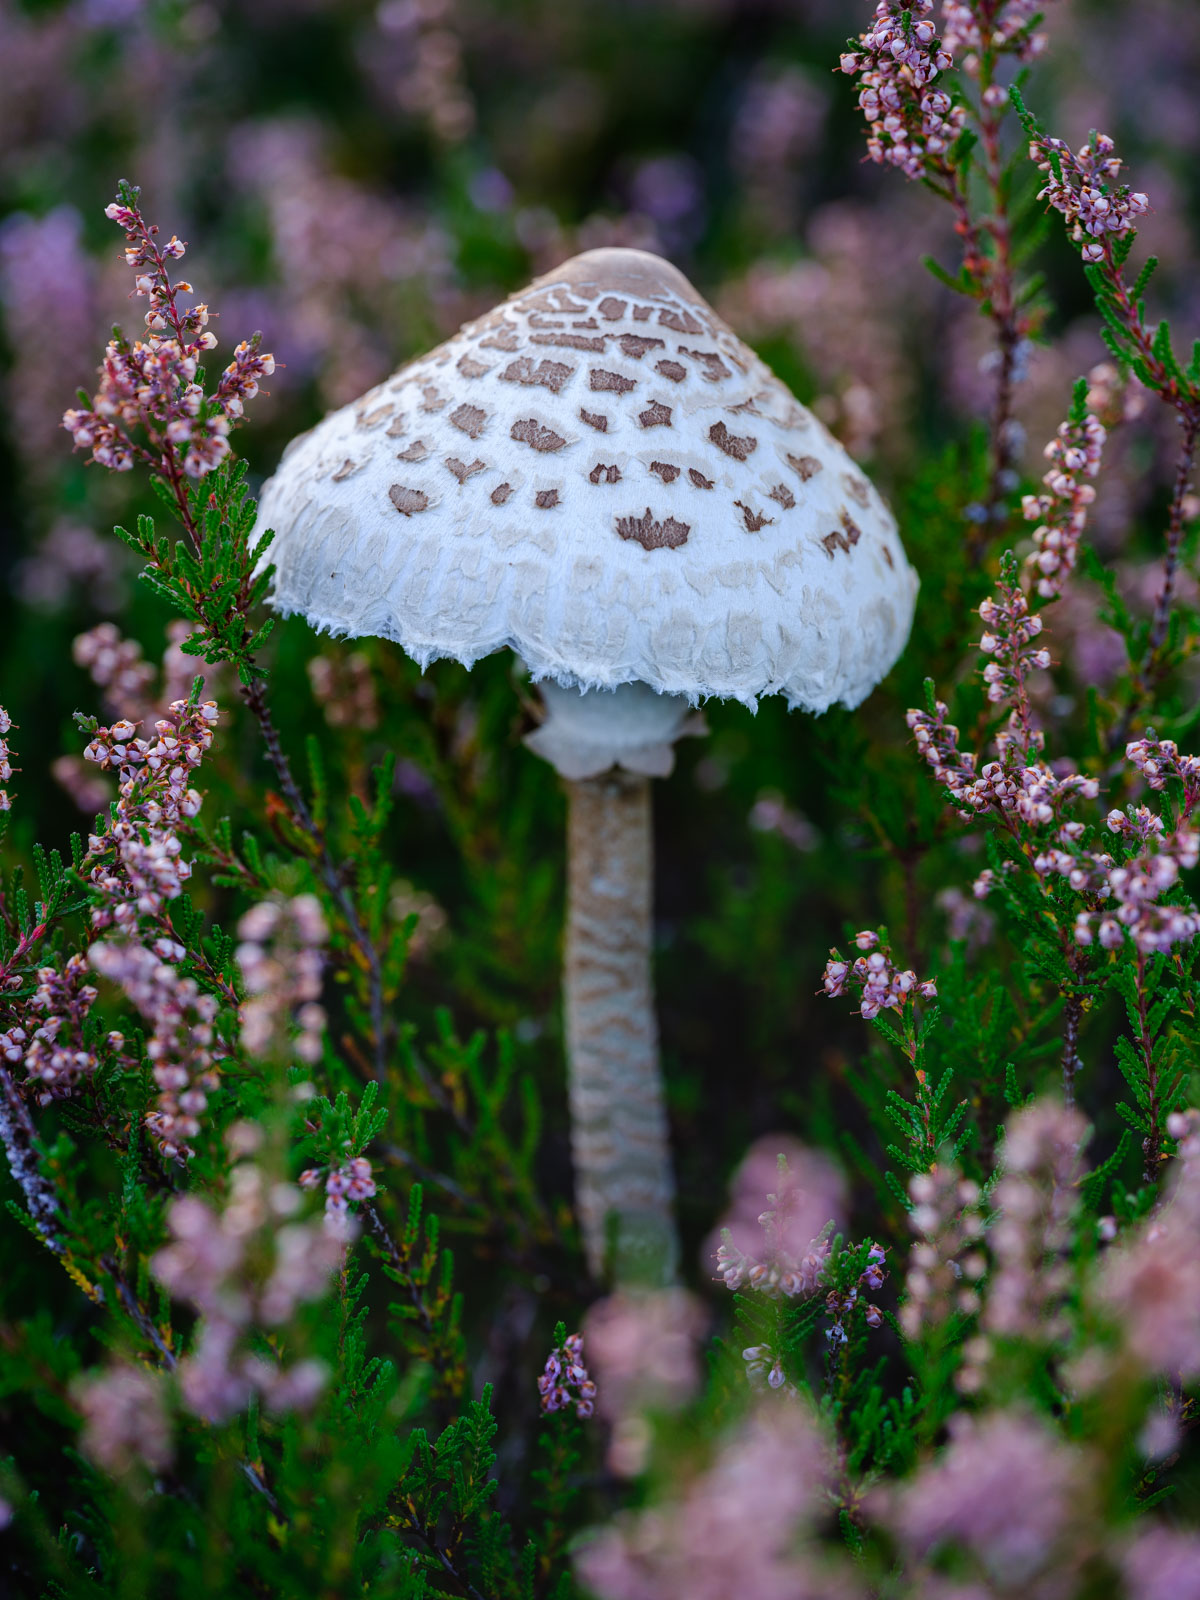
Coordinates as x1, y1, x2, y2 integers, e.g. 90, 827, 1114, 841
581, 1289, 706, 1475
885, 1410, 1089, 1589
1097, 1109, 1200, 1378
72, 624, 155, 723
538, 1330, 597, 1420
978, 582, 1051, 706
74, 1364, 172, 1476
1031, 132, 1150, 262
822, 929, 937, 1020
19, 954, 104, 1103
575, 1407, 840, 1600
82, 698, 217, 934
89, 940, 221, 1161
1126, 735, 1200, 813
940, 1, 1055, 66
840, 3, 961, 182
825, 1243, 888, 1346
298, 1156, 377, 1232
1073, 815, 1200, 954
901, 1165, 984, 1339
0, 706, 14, 813
1022, 408, 1107, 598
235, 896, 327, 1065
907, 697, 1099, 825
62, 187, 274, 479
958, 1102, 1086, 1392
152, 1152, 341, 1424
712, 1142, 843, 1296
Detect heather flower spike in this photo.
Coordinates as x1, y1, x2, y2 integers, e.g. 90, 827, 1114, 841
255, 247, 918, 1282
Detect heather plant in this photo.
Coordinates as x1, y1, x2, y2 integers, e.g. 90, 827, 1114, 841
2, 1, 1200, 1597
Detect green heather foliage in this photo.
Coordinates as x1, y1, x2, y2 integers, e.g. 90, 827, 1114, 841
2, 2, 1200, 1597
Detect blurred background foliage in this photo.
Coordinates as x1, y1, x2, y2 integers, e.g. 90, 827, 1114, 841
4, 0, 1200, 1557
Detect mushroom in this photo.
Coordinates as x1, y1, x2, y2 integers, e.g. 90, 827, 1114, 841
254, 247, 918, 1283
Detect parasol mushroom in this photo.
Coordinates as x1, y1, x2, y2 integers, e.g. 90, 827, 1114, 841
254, 247, 918, 1283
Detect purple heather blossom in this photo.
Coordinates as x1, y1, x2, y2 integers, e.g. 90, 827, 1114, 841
152, 1158, 342, 1424
902, 1164, 984, 1339
575, 1404, 846, 1600
63, 189, 275, 481
299, 1155, 378, 1231
1030, 131, 1150, 260
821, 931, 936, 1020
74, 1363, 172, 1475
841, 2, 962, 183
1122, 1526, 1200, 1600
710, 1139, 844, 1296
886, 1410, 1089, 1586
538, 1329, 597, 1421
1022, 408, 1107, 598
235, 896, 328, 1065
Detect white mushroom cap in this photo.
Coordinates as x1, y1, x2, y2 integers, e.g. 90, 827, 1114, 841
255, 247, 917, 712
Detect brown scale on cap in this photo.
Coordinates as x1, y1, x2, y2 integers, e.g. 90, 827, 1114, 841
397, 439, 430, 462
386, 416, 408, 437
590, 463, 621, 484
331, 459, 362, 482
535, 489, 560, 509
356, 404, 394, 429
531, 332, 608, 352
638, 401, 672, 429
681, 348, 731, 382
688, 469, 715, 489
502, 357, 575, 395
658, 307, 704, 334
457, 354, 491, 379
616, 508, 690, 551
842, 473, 871, 508
787, 453, 823, 481
709, 421, 756, 460
445, 457, 487, 484
822, 508, 864, 558
598, 296, 627, 320
618, 334, 666, 359
590, 369, 637, 394
490, 482, 513, 505
649, 461, 680, 484
580, 409, 609, 432
768, 484, 796, 510
655, 359, 686, 383
389, 485, 429, 517
449, 403, 487, 438
735, 501, 774, 533
480, 327, 519, 351
420, 385, 446, 411
511, 418, 567, 453
631, 306, 654, 322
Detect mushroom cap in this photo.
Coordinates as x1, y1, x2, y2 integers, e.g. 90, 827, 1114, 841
255, 247, 917, 711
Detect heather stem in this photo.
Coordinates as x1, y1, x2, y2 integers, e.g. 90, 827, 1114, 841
1060, 991, 1083, 1108
0, 1063, 63, 1251
1145, 415, 1200, 664
1135, 951, 1162, 1185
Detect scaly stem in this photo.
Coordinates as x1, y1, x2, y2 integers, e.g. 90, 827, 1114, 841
563, 771, 677, 1283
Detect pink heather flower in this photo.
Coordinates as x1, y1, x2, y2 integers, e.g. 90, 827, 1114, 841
74, 1363, 172, 1475
1031, 131, 1150, 255
574, 1405, 839, 1600
941, 0, 1058, 66
584, 1289, 706, 1427
821, 933, 937, 1022
1021, 408, 1106, 598
886, 1411, 1089, 1585
1094, 1110, 1200, 1376
0, 706, 14, 812
901, 1165, 983, 1339
841, 2, 964, 183
538, 1329, 598, 1421
21, 954, 100, 1103
1122, 1526, 1200, 1600
236, 895, 328, 1063
64, 188, 275, 482
153, 1160, 343, 1425
709, 1137, 844, 1297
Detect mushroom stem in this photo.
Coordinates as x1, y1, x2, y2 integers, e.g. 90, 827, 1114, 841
564, 769, 678, 1283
